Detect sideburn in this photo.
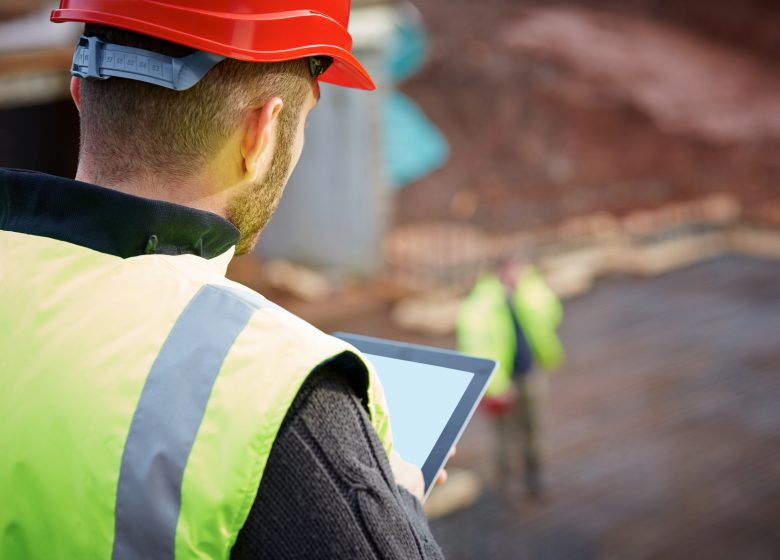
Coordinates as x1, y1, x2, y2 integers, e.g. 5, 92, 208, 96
227, 106, 299, 256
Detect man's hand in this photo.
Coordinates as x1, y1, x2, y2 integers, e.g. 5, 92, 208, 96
390, 450, 425, 502
434, 446, 457, 486
390, 447, 457, 502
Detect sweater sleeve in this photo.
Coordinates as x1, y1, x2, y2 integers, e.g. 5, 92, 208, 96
230, 357, 444, 560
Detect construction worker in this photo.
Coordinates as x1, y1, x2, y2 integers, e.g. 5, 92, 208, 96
0, 1, 444, 558
457, 259, 565, 496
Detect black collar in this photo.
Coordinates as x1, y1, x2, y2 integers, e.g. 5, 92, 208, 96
0, 168, 239, 259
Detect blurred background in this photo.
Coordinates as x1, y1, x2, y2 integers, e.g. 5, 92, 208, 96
2, 0, 778, 558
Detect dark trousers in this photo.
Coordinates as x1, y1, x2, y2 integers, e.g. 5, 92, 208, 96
495, 372, 543, 497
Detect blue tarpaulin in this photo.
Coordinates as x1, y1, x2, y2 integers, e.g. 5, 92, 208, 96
381, 3, 449, 189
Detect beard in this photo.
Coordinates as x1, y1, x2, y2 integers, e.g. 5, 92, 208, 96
226, 117, 296, 256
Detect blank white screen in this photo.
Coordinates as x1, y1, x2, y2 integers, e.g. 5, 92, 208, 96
365, 354, 474, 469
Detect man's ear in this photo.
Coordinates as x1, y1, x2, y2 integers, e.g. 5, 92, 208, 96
70, 77, 81, 112
241, 97, 284, 182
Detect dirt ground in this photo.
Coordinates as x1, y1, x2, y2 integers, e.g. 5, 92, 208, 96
425, 255, 780, 559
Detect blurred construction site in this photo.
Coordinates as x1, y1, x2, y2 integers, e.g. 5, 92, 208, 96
2, 0, 778, 558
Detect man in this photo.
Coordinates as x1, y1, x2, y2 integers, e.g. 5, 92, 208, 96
457, 259, 565, 496
0, 1, 443, 558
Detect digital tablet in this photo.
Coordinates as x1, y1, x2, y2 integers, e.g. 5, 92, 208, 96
333, 332, 497, 500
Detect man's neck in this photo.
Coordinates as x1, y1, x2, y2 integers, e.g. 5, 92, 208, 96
75, 164, 230, 218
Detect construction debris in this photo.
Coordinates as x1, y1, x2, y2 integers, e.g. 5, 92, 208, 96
262, 260, 333, 303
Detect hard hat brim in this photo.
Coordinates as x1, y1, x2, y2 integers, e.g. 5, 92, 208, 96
319, 50, 376, 91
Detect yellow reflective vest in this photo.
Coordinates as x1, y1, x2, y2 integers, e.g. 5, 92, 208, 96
456, 268, 565, 396
0, 175, 392, 559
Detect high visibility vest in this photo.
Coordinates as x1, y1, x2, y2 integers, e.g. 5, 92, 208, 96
456, 268, 565, 396
0, 229, 392, 559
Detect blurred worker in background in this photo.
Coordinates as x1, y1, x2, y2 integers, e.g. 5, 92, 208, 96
0, 1, 444, 558
457, 259, 565, 497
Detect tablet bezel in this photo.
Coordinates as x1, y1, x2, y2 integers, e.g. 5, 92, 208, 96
333, 332, 497, 500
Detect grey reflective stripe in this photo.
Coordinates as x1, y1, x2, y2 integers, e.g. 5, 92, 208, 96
112, 284, 271, 560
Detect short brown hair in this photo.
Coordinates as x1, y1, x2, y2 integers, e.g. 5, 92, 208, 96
78, 24, 313, 185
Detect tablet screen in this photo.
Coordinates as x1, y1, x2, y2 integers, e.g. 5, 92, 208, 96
334, 331, 496, 499
365, 354, 474, 469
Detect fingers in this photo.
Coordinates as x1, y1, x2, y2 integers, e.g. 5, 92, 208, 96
394, 446, 458, 497
434, 446, 457, 486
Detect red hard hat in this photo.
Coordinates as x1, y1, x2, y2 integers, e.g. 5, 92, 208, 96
51, 0, 375, 90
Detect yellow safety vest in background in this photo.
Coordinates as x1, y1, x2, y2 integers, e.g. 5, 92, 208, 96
457, 268, 565, 396
0, 229, 392, 559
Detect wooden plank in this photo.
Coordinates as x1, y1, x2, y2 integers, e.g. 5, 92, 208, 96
0, 47, 72, 77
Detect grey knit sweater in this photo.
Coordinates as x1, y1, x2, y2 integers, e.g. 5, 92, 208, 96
231, 359, 445, 559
